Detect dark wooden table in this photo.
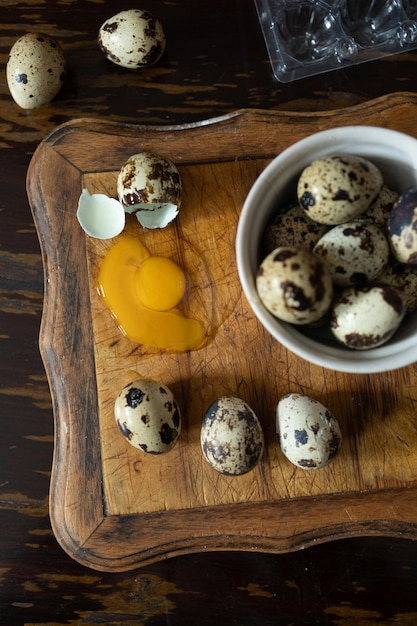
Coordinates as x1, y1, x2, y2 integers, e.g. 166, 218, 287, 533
2, 1, 417, 623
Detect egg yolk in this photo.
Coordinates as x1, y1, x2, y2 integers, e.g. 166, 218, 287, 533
98, 236, 205, 351
135, 256, 186, 311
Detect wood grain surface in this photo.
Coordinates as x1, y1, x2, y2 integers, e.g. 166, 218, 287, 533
26, 93, 417, 572
4, 0, 417, 622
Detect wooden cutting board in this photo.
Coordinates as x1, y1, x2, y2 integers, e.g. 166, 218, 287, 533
27, 92, 417, 573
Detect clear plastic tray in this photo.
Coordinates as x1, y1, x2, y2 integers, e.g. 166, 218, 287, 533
255, 0, 417, 82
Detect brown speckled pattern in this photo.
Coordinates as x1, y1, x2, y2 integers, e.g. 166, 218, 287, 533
330, 284, 406, 349
114, 379, 181, 454
201, 396, 264, 476
117, 151, 182, 208
256, 245, 333, 324
262, 201, 329, 254
313, 222, 390, 286
297, 155, 383, 225
276, 393, 342, 470
6, 32, 66, 109
388, 187, 417, 265
98, 9, 166, 69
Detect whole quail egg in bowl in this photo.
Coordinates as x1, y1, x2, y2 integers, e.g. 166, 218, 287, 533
236, 126, 417, 373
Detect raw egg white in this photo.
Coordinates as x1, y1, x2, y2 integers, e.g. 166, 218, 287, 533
98, 236, 205, 351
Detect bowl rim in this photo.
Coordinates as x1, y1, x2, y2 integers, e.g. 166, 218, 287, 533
236, 125, 417, 373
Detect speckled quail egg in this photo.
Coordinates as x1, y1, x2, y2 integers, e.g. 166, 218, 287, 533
354, 185, 399, 228
262, 201, 329, 255
98, 9, 166, 69
6, 32, 66, 109
297, 155, 383, 225
200, 396, 264, 476
276, 393, 342, 470
313, 222, 390, 286
377, 259, 417, 313
114, 379, 181, 454
388, 187, 417, 265
117, 151, 182, 228
256, 245, 333, 324
330, 283, 406, 349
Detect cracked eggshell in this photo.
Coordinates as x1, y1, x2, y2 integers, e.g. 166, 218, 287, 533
114, 379, 181, 454
262, 200, 329, 255
297, 155, 383, 225
388, 187, 417, 265
200, 396, 264, 476
98, 9, 166, 69
7, 32, 66, 109
330, 283, 406, 349
117, 151, 181, 228
256, 245, 333, 324
276, 393, 342, 470
313, 222, 390, 286
77, 189, 125, 239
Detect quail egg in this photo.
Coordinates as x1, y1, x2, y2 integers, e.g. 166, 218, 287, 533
297, 155, 383, 225
355, 185, 399, 228
114, 379, 181, 454
117, 151, 182, 228
6, 32, 66, 109
200, 396, 264, 476
276, 393, 342, 470
388, 187, 417, 265
377, 259, 417, 313
330, 283, 406, 349
98, 9, 166, 68
256, 245, 333, 324
262, 201, 329, 255
313, 222, 390, 286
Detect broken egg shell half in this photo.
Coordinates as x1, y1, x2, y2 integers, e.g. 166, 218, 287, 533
77, 189, 125, 239
200, 396, 264, 476
114, 379, 181, 454
98, 9, 166, 69
276, 393, 342, 470
117, 151, 181, 229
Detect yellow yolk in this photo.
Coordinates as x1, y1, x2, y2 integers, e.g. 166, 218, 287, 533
98, 236, 205, 351
135, 256, 186, 311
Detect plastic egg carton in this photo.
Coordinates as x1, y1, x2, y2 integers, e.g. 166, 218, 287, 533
254, 0, 417, 82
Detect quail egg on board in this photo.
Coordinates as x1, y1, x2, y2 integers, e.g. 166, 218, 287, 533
256, 245, 333, 324
388, 187, 417, 265
200, 396, 264, 476
117, 151, 182, 228
6, 32, 66, 109
313, 222, 390, 286
330, 283, 406, 349
114, 379, 181, 454
98, 9, 166, 68
297, 155, 383, 225
276, 393, 342, 470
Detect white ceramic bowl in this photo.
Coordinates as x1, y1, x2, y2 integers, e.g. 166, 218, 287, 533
236, 126, 417, 373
